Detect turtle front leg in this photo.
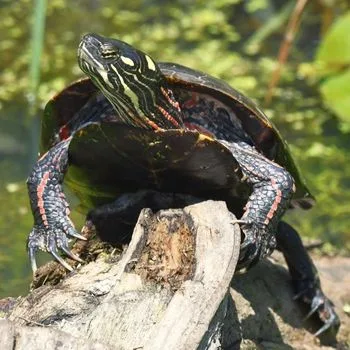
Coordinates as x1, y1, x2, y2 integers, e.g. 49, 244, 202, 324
276, 221, 340, 336
220, 141, 295, 268
27, 138, 84, 272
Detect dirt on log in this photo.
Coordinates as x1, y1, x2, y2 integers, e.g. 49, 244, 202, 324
0, 200, 349, 350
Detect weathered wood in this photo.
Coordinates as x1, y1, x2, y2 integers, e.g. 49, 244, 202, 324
5, 200, 241, 350
0, 319, 112, 350
144, 202, 241, 349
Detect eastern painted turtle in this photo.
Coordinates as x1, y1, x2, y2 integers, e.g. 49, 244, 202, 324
27, 33, 338, 335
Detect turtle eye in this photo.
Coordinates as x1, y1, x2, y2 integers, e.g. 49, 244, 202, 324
100, 44, 119, 59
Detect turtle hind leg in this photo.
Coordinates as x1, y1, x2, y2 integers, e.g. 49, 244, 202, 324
276, 221, 340, 337
85, 190, 202, 244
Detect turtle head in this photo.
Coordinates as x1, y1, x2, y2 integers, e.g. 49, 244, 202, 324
78, 33, 183, 129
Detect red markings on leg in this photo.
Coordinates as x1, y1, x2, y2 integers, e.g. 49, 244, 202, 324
145, 117, 162, 130
37, 171, 50, 227
161, 87, 181, 112
156, 105, 181, 127
38, 137, 71, 166
38, 151, 48, 162
264, 178, 282, 225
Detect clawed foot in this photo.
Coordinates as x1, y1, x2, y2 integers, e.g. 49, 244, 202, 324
27, 139, 87, 272
295, 284, 340, 336
28, 218, 86, 273
232, 219, 275, 269
238, 227, 261, 269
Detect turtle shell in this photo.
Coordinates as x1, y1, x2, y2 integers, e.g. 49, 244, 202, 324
40, 63, 314, 211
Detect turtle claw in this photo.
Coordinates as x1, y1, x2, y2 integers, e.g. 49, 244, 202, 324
29, 246, 38, 274
295, 285, 340, 337
49, 247, 74, 271
46, 228, 75, 271
27, 226, 47, 273
60, 244, 84, 263
313, 310, 339, 337
235, 218, 264, 267
313, 308, 340, 337
231, 219, 248, 225
314, 322, 333, 337
237, 226, 261, 269
67, 227, 87, 241
27, 221, 85, 272
303, 299, 323, 321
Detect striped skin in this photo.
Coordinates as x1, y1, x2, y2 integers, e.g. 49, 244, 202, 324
78, 34, 183, 131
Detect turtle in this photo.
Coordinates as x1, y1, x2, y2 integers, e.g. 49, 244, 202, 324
26, 33, 339, 335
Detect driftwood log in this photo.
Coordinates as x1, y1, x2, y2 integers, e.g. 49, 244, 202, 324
2, 200, 349, 349
2, 200, 241, 350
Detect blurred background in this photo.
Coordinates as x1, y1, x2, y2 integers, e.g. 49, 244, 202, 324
0, 0, 349, 298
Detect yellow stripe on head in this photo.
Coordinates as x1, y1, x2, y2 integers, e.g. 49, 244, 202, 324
145, 55, 156, 71
110, 65, 140, 107
120, 56, 135, 66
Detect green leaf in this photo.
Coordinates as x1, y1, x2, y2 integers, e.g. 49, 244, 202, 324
320, 69, 350, 130
316, 12, 350, 74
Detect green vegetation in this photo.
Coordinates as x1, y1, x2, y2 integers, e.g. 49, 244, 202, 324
316, 12, 350, 132
0, 0, 349, 297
